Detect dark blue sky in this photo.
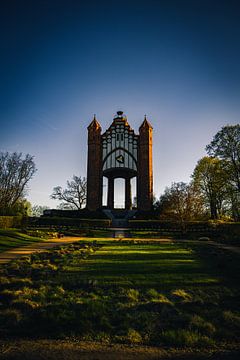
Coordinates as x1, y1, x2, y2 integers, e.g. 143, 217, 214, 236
1, 0, 240, 207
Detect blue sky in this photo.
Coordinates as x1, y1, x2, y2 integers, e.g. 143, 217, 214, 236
1, 0, 240, 207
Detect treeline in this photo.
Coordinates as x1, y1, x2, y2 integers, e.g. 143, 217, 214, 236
155, 125, 240, 221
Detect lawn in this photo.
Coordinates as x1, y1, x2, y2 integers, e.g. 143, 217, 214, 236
0, 239, 240, 355
0, 229, 46, 252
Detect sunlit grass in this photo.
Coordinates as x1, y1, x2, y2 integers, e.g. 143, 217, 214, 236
1, 239, 240, 349
63, 242, 221, 290
0, 229, 44, 252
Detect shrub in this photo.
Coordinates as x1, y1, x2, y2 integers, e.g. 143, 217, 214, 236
25, 229, 58, 239
223, 310, 240, 329
0, 216, 22, 228
171, 289, 192, 303
126, 288, 139, 303
160, 329, 214, 347
0, 276, 10, 287
12, 298, 41, 311
127, 328, 143, 344
94, 332, 111, 344
5, 277, 33, 290
189, 315, 216, 335
146, 289, 172, 304
0, 309, 22, 328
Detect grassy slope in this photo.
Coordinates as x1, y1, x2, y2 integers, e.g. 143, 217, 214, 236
0, 229, 43, 252
79, 241, 205, 288
0, 239, 240, 352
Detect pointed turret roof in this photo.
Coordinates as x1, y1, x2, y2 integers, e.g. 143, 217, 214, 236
88, 114, 101, 131
139, 115, 153, 130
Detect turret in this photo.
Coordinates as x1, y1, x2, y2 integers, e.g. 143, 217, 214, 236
138, 115, 153, 211
86, 115, 102, 211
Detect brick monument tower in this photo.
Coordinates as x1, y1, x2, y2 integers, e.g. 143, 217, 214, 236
86, 111, 153, 212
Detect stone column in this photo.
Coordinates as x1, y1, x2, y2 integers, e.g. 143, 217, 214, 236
125, 177, 132, 210
107, 177, 114, 209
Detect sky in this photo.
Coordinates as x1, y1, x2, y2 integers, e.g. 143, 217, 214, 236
1, 0, 240, 208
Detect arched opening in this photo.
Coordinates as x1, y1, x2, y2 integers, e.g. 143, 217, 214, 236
114, 178, 125, 209
102, 176, 108, 207
131, 176, 137, 208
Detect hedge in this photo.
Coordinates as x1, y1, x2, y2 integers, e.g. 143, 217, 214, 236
27, 217, 111, 228
129, 220, 240, 244
128, 220, 215, 230
0, 216, 23, 229
215, 222, 240, 245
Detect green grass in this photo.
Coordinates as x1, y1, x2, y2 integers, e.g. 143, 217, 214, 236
0, 229, 44, 252
0, 239, 240, 350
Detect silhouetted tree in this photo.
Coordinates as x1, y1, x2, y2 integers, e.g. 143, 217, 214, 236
192, 157, 228, 219
206, 125, 240, 220
206, 125, 240, 190
51, 175, 87, 210
31, 205, 50, 217
0, 152, 36, 215
157, 182, 204, 227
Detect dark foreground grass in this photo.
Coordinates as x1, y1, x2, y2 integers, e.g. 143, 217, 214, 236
0, 229, 45, 252
0, 239, 240, 354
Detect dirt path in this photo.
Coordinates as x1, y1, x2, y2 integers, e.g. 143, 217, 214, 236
0, 237, 83, 265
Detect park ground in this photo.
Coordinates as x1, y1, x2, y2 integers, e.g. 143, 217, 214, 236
0, 230, 240, 359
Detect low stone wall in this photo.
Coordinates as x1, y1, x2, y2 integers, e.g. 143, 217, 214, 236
27, 216, 111, 228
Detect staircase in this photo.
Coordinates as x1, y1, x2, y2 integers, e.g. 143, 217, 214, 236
102, 209, 137, 228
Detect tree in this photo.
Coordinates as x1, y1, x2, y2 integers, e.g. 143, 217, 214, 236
206, 125, 240, 220
51, 175, 87, 210
206, 125, 240, 192
192, 157, 228, 219
0, 152, 37, 215
157, 182, 204, 227
31, 205, 50, 217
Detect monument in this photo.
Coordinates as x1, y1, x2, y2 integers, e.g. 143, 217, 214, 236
86, 111, 153, 212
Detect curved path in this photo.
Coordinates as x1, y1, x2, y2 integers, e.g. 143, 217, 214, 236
0, 237, 83, 265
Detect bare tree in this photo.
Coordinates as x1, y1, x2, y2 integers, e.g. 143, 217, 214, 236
157, 182, 205, 227
51, 175, 87, 210
31, 205, 50, 217
0, 152, 36, 214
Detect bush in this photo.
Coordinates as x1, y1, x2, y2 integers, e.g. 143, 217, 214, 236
0, 216, 23, 229
171, 289, 192, 303
160, 329, 214, 347
127, 328, 143, 344
223, 310, 240, 329
189, 315, 216, 335
146, 289, 172, 304
126, 288, 139, 303
0, 309, 22, 328
28, 216, 110, 228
